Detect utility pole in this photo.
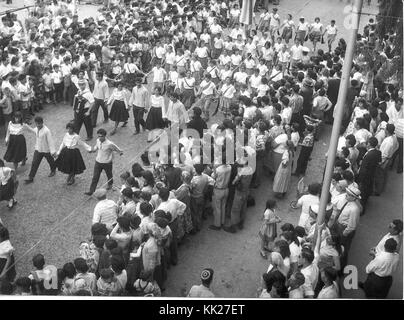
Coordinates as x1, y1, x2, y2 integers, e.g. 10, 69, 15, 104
315, 0, 364, 246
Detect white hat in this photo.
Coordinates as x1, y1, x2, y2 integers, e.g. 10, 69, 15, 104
346, 185, 362, 199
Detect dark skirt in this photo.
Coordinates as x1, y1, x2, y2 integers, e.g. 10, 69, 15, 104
109, 100, 129, 122
181, 88, 195, 109
145, 107, 165, 130
4, 134, 27, 163
55, 147, 86, 175
0, 178, 15, 201
0, 255, 17, 282
364, 273, 393, 298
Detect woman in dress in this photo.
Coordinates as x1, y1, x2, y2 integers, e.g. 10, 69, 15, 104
273, 140, 294, 198
309, 17, 323, 53
0, 226, 17, 283
181, 70, 196, 110
145, 87, 166, 142
55, 122, 91, 185
280, 14, 295, 44
258, 199, 282, 258
4, 112, 27, 170
0, 159, 17, 209
108, 81, 130, 135
174, 171, 194, 241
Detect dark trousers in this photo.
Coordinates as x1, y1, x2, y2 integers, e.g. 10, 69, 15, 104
391, 137, 403, 173
190, 197, 205, 231
133, 106, 146, 133
89, 161, 113, 193
335, 222, 356, 270
358, 178, 373, 211
54, 83, 64, 102
168, 218, 179, 265
364, 273, 393, 298
74, 112, 93, 138
91, 98, 109, 127
28, 150, 56, 179
295, 146, 313, 175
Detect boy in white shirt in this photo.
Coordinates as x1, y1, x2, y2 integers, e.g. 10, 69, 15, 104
51, 64, 63, 103
152, 62, 167, 89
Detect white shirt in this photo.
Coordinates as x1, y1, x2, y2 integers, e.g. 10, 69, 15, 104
200, 80, 216, 95
379, 135, 399, 163
326, 25, 338, 35
25, 125, 55, 154
297, 194, 320, 227
290, 45, 303, 61
375, 233, 402, 255
92, 199, 118, 230
366, 251, 400, 277
152, 67, 167, 83
317, 282, 339, 299
301, 263, 319, 297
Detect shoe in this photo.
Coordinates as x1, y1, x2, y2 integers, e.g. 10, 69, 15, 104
24, 178, 34, 184
21, 157, 27, 166
67, 176, 75, 185
103, 119, 109, 123
223, 226, 237, 234
260, 251, 267, 259
121, 121, 128, 127
133, 131, 140, 135
48, 171, 56, 177
7, 199, 17, 209
85, 137, 93, 141
209, 225, 221, 231
84, 191, 93, 196
106, 184, 112, 190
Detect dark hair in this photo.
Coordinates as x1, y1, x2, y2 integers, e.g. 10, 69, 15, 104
342, 170, 354, 182
32, 254, 45, 270
104, 238, 118, 251
301, 247, 315, 264
308, 183, 321, 195
158, 187, 170, 201
97, 128, 107, 136
0, 225, 9, 241
66, 121, 75, 130
322, 267, 338, 283
121, 187, 133, 199
34, 116, 44, 124
384, 238, 398, 253
345, 134, 356, 147
16, 277, 32, 291
142, 170, 155, 187
392, 220, 403, 233
274, 239, 291, 258
74, 257, 89, 273
110, 255, 125, 274
140, 202, 153, 216
131, 163, 144, 177
194, 163, 204, 174
62, 262, 76, 279
368, 137, 378, 148
280, 223, 294, 233
265, 199, 276, 210
117, 216, 131, 232
130, 215, 141, 229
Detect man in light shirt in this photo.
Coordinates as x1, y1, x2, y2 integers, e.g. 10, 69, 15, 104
197, 74, 216, 121
360, 238, 400, 298
290, 39, 303, 69
374, 124, 399, 195
91, 72, 110, 127
92, 188, 118, 231
129, 78, 149, 135
85, 128, 123, 196
24, 116, 57, 184
299, 247, 319, 298
370, 219, 402, 257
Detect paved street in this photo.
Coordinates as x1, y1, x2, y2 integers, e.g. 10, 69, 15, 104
0, 0, 401, 298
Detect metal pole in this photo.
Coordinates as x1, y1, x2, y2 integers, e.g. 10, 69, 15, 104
315, 0, 364, 238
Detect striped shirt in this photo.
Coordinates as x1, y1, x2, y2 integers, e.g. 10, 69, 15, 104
394, 118, 404, 139
92, 199, 118, 229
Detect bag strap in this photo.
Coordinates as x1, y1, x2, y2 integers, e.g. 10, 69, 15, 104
334, 201, 349, 223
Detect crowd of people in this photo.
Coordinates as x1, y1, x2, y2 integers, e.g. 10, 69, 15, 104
0, 0, 402, 298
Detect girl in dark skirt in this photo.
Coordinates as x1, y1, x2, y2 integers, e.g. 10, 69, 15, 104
0, 226, 17, 283
4, 112, 27, 170
55, 122, 91, 185
107, 82, 130, 135
145, 87, 166, 142
0, 159, 17, 209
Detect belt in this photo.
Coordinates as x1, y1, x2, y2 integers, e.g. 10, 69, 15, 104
214, 186, 228, 190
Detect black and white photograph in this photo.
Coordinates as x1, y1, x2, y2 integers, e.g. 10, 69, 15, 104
0, 0, 402, 304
